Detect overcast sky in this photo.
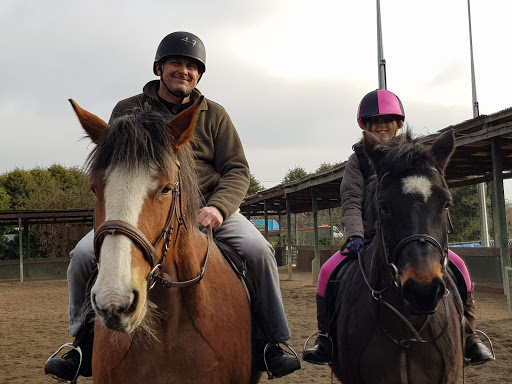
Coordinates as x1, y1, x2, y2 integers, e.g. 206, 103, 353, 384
2, 0, 511, 196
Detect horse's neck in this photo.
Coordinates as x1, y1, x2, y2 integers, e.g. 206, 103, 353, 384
149, 227, 208, 327
156, 226, 252, 368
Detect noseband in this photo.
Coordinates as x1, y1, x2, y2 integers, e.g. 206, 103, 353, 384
93, 159, 212, 289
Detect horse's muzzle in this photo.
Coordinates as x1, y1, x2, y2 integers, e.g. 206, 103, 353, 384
91, 287, 141, 332
402, 277, 446, 315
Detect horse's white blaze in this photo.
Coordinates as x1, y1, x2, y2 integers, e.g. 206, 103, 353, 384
401, 175, 432, 202
93, 165, 157, 311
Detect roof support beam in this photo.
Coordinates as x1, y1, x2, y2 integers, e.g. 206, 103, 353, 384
491, 137, 511, 310
286, 198, 293, 280
311, 189, 320, 285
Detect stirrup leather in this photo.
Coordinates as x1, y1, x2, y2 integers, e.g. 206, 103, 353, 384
45, 342, 83, 384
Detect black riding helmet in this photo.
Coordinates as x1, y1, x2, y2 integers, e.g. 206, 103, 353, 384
153, 31, 206, 75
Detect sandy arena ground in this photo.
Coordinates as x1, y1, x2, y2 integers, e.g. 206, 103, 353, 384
1, 267, 511, 383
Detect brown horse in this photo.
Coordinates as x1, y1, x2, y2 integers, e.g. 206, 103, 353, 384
330, 130, 464, 383
69, 98, 260, 384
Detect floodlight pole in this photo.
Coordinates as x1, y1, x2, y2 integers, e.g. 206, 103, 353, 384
376, 0, 387, 90
467, 0, 490, 247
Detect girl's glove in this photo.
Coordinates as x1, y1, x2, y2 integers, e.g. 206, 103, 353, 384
346, 236, 364, 259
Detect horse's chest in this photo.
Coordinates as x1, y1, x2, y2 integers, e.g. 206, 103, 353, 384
94, 323, 221, 384
360, 333, 444, 384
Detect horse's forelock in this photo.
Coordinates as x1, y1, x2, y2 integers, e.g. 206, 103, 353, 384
374, 131, 437, 177
86, 110, 175, 173
85, 109, 201, 222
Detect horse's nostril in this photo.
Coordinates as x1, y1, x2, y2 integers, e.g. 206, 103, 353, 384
91, 293, 98, 311
125, 290, 139, 315
434, 277, 447, 300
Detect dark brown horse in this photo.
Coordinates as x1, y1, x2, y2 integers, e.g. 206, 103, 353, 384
69, 98, 261, 384
331, 130, 463, 383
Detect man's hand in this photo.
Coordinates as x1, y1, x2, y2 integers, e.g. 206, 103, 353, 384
197, 206, 224, 229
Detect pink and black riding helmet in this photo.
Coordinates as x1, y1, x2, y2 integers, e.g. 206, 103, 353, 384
357, 89, 405, 129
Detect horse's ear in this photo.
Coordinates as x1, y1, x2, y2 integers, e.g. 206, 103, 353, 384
363, 131, 386, 172
169, 95, 204, 151
69, 99, 109, 144
431, 129, 455, 171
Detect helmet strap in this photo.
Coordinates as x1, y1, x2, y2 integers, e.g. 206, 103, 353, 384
160, 74, 189, 114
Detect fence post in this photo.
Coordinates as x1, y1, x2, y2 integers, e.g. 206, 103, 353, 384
18, 218, 23, 283
507, 267, 512, 310
286, 197, 292, 280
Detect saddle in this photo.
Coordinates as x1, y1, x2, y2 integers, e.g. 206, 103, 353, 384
215, 238, 284, 369
446, 259, 467, 303
214, 238, 260, 314
324, 239, 371, 320
325, 252, 357, 325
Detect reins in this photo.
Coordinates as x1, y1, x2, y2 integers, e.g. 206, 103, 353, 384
357, 246, 450, 345
93, 159, 212, 290
152, 226, 213, 289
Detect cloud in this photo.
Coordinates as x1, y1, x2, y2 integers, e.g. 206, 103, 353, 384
1, 0, 511, 201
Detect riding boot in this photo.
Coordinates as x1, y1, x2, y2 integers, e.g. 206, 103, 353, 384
303, 294, 332, 365
463, 285, 494, 365
44, 321, 94, 382
254, 339, 301, 379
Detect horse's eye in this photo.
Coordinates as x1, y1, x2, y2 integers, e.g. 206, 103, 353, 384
379, 202, 390, 215
444, 200, 452, 210
160, 186, 173, 196
90, 187, 96, 195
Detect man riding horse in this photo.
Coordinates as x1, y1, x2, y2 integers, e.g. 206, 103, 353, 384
45, 31, 300, 382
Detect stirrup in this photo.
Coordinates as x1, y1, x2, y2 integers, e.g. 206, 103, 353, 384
303, 330, 333, 365
464, 329, 496, 366
45, 342, 83, 384
262, 342, 300, 380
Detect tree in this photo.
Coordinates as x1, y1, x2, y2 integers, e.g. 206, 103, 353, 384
48, 164, 89, 192
0, 165, 94, 260
247, 173, 264, 196
26, 166, 93, 210
449, 185, 482, 242
0, 168, 37, 209
283, 166, 308, 183
316, 162, 337, 173
0, 186, 10, 210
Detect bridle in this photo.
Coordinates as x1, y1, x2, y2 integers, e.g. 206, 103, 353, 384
93, 158, 212, 289
376, 169, 450, 288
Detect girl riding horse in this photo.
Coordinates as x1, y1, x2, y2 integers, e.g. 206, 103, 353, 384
303, 89, 493, 367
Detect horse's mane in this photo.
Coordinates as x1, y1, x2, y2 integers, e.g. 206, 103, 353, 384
85, 108, 202, 220
369, 129, 440, 175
